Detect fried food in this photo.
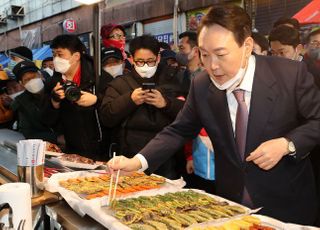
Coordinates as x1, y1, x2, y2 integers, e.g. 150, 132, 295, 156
59, 172, 166, 199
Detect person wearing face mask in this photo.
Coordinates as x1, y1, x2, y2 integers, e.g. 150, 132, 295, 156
99, 35, 185, 179
108, 5, 320, 226
269, 25, 303, 61
304, 28, 320, 88
4, 46, 33, 78
100, 23, 132, 73
10, 61, 58, 142
176, 31, 204, 96
41, 57, 54, 77
42, 35, 104, 161
98, 47, 125, 156
99, 47, 124, 96
5, 46, 51, 81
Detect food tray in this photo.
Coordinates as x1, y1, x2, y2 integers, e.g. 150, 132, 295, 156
45, 151, 64, 157
85, 189, 252, 230
50, 157, 100, 169
45, 171, 186, 216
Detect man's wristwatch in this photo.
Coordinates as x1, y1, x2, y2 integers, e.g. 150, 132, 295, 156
285, 138, 296, 156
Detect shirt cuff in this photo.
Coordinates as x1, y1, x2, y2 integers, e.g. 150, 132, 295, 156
135, 153, 149, 172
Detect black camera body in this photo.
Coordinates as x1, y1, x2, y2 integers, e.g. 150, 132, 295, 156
62, 81, 81, 102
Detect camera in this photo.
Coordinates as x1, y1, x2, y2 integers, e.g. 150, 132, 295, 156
62, 81, 81, 102
142, 82, 156, 91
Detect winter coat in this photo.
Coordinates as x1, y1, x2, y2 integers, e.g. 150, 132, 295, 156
99, 63, 184, 178
42, 55, 103, 160
11, 90, 58, 143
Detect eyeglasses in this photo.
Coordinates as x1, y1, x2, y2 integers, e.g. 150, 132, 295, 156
134, 59, 157, 67
109, 33, 125, 40
309, 41, 320, 48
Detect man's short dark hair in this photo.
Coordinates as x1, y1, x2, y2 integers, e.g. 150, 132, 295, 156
273, 17, 300, 30
159, 42, 171, 50
306, 28, 320, 44
129, 35, 160, 57
269, 25, 301, 48
252, 32, 269, 52
50, 35, 86, 55
179, 31, 198, 47
198, 5, 252, 47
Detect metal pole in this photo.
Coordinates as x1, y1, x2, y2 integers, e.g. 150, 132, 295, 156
93, 3, 101, 93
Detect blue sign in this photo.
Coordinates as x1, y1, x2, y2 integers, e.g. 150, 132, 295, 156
155, 33, 173, 44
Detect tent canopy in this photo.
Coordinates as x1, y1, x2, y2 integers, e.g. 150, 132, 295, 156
294, 0, 320, 24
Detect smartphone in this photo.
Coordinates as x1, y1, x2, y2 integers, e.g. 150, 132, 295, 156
141, 82, 156, 91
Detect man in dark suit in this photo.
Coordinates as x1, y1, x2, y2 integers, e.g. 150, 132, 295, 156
108, 5, 320, 225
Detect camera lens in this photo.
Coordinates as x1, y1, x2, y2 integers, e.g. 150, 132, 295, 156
63, 81, 81, 102
65, 86, 81, 102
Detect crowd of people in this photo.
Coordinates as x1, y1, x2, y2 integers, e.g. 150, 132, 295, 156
0, 3, 320, 227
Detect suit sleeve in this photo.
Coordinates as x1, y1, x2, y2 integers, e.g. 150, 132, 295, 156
140, 77, 202, 173
285, 62, 320, 161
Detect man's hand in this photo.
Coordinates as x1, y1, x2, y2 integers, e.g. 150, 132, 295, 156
145, 89, 167, 108
76, 91, 97, 107
246, 137, 289, 170
131, 88, 147, 105
186, 160, 194, 174
51, 82, 65, 109
107, 156, 142, 174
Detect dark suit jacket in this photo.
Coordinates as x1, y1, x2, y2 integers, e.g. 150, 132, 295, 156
140, 55, 320, 225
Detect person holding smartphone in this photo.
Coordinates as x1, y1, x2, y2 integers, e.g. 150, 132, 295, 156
99, 35, 184, 179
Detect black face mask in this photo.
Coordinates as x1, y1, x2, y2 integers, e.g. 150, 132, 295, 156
175, 52, 189, 66
309, 48, 320, 61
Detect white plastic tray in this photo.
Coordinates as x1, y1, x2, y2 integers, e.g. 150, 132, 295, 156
50, 157, 100, 169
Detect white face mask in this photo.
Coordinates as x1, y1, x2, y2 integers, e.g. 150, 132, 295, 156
9, 90, 24, 100
210, 46, 247, 91
134, 64, 157, 78
44, 67, 54, 76
53, 57, 71, 74
24, 78, 44, 94
103, 64, 123, 78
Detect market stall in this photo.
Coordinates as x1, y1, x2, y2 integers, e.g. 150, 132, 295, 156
0, 135, 319, 230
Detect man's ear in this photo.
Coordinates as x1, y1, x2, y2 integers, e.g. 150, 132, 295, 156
296, 44, 303, 55
157, 54, 161, 63
73, 52, 81, 61
244, 37, 254, 57
193, 47, 201, 58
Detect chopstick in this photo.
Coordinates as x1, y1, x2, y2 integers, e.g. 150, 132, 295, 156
107, 152, 116, 206
106, 153, 123, 206
112, 156, 122, 201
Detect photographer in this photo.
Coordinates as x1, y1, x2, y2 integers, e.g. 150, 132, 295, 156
99, 35, 184, 179
43, 35, 103, 160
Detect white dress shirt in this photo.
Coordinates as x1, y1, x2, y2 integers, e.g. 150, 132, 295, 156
227, 55, 256, 133
136, 55, 257, 171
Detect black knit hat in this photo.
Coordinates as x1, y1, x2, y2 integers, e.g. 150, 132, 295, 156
101, 47, 123, 64
9, 46, 33, 61
12, 61, 38, 81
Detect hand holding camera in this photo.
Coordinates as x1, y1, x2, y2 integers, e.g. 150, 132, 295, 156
51, 81, 83, 108
76, 91, 97, 107
51, 82, 65, 108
